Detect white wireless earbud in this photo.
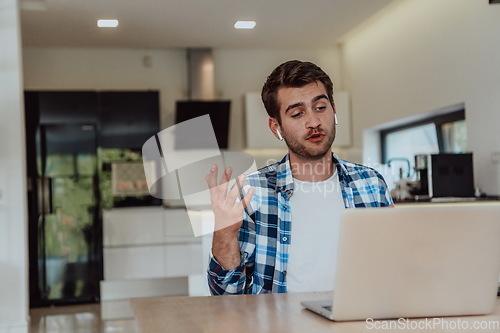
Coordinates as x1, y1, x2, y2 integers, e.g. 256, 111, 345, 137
334, 113, 338, 125
277, 129, 284, 141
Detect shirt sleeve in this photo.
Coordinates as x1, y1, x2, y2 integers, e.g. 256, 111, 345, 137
207, 219, 256, 294
207, 250, 247, 295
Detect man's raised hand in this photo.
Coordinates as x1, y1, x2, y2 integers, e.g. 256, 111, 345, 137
205, 164, 254, 234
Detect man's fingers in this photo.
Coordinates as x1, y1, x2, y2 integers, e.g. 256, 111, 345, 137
220, 166, 232, 184
227, 174, 246, 206
219, 166, 232, 195
205, 164, 220, 199
240, 187, 255, 210
205, 164, 218, 188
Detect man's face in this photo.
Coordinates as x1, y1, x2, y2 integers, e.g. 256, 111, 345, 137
276, 81, 336, 160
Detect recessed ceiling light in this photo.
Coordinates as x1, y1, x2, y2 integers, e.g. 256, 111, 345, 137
97, 19, 119, 28
234, 21, 256, 29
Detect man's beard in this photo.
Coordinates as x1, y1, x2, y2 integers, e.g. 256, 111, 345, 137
282, 126, 336, 160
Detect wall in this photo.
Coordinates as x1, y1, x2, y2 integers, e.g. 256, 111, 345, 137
0, 0, 29, 332
23, 47, 188, 129
23, 47, 344, 157
342, 0, 500, 195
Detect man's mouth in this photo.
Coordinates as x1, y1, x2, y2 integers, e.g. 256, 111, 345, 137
307, 133, 325, 142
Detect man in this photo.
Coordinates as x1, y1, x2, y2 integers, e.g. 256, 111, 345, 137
206, 60, 393, 295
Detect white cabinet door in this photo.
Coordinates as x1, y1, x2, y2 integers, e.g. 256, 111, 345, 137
104, 245, 165, 280
103, 207, 164, 246
104, 243, 204, 280
163, 209, 199, 243
164, 243, 203, 277
244, 92, 284, 148
103, 207, 204, 285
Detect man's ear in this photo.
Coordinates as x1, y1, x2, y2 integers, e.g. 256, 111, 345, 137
331, 100, 338, 125
268, 117, 281, 140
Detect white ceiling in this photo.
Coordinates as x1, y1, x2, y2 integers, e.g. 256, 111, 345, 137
21, 0, 395, 49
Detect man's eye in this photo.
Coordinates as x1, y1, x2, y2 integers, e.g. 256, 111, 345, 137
316, 106, 326, 111
291, 112, 302, 118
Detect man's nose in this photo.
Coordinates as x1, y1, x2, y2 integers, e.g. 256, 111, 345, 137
305, 111, 321, 128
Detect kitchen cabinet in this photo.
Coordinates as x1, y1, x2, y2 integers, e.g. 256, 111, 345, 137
101, 207, 205, 319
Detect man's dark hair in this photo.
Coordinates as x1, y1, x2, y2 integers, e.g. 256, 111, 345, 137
261, 60, 334, 123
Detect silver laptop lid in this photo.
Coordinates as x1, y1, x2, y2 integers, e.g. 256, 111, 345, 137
332, 204, 500, 321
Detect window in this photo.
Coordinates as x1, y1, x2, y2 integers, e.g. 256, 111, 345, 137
441, 119, 467, 153
381, 109, 466, 179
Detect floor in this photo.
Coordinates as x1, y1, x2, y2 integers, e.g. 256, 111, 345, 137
29, 303, 139, 333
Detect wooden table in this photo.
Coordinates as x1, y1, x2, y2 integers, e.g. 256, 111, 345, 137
131, 292, 500, 332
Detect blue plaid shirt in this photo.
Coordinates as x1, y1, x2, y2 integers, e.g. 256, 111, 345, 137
207, 153, 394, 295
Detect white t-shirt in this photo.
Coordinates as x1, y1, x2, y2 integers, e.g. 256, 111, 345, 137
286, 171, 345, 292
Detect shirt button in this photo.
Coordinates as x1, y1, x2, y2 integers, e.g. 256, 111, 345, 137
282, 236, 288, 242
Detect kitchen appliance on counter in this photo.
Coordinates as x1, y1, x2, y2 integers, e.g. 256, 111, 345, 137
413, 153, 474, 198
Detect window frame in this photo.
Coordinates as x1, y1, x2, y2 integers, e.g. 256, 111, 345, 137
380, 109, 465, 163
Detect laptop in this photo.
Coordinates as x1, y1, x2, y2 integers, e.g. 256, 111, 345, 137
301, 203, 500, 321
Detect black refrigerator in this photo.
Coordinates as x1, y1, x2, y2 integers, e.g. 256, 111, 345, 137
25, 91, 160, 307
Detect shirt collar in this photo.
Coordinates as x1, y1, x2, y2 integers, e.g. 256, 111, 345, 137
274, 152, 348, 200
